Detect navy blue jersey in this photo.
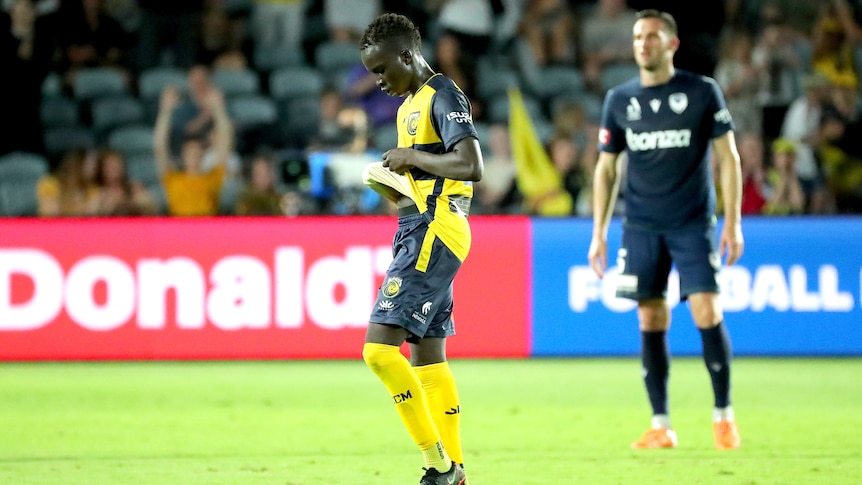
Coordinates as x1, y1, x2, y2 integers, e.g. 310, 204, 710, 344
598, 70, 734, 230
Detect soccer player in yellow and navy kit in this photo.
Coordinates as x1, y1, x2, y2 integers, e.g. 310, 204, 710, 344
358, 13, 481, 485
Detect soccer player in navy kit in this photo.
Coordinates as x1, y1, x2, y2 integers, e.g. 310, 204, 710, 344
588, 10, 744, 450
359, 13, 481, 485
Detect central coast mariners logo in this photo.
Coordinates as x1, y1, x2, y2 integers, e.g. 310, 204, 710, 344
382, 276, 403, 298
406, 112, 420, 136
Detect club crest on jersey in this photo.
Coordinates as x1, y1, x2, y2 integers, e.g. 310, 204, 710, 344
406, 112, 420, 136
669, 93, 688, 114
382, 277, 403, 298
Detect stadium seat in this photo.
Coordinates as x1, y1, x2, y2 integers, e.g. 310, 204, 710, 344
138, 67, 188, 99
40, 96, 80, 128
43, 125, 96, 159
372, 122, 398, 151
0, 152, 48, 217
0, 181, 39, 217
228, 95, 278, 127
486, 92, 545, 125
533, 66, 585, 100
211, 68, 260, 97
476, 61, 521, 101
41, 72, 62, 97
125, 153, 160, 187
280, 96, 321, 143
314, 40, 360, 75
218, 177, 242, 215
254, 45, 305, 72
550, 92, 604, 123
108, 124, 155, 158
269, 66, 324, 100
73, 67, 128, 101
600, 63, 640, 93
91, 96, 145, 139
0, 151, 49, 180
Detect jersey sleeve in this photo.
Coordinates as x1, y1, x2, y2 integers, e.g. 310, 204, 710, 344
598, 89, 625, 153
430, 85, 478, 151
707, 77, 735, 138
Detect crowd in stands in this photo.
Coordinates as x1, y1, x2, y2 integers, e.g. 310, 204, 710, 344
0, 0, 860, 218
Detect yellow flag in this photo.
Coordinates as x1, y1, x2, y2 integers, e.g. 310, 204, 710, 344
507, 88, 572, 216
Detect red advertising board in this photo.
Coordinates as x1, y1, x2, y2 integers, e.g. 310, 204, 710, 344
0, 216, 530, 360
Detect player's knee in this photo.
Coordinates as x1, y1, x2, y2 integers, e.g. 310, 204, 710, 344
362, 342, 399, 373
637, 300, 669, 331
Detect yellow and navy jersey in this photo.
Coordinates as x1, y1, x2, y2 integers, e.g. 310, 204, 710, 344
396, 73, 479, 261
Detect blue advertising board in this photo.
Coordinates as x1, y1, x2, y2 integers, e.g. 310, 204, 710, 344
531, 217, 862, 356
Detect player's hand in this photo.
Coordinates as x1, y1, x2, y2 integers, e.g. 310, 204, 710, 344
381, 148, 414, 174
720, 222, 744, 266
588, 237, 608, 279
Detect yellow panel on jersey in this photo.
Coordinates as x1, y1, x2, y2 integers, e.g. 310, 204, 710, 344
395, 74, 475, 262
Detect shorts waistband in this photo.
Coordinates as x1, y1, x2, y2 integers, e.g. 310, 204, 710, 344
397, 204, 419, 216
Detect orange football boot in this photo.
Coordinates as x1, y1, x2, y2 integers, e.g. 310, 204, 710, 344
713, 420, 741, 450
631, 427, 678, 449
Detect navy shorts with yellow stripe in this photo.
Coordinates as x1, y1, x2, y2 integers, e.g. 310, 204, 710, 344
370, 212, 462, 342
615, 223, 720, 301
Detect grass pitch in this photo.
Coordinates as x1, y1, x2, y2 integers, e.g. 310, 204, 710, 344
1, 358, 860, 484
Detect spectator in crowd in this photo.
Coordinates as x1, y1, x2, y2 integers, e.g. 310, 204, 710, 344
473, 123, 519, 214
251, 0, 306, 58
817, 79, 862, 213
171, 64, 216, 149
751, 15, 803, 141
0, 0, 53, 155
308, 87, 369, 153
714, 30, 762, 136
737, 133, 769, 215
199, 0, 249, 69
517, 0, 576, 67
579, 0, 638, 92
428, 0, 501, 60
324, 0, 380, 43
136, 0, 204, 70
546, 132, 584, 216
93, 148, 159, 216
432, 32, 480, 119
811, 0, 860, 90
779, 72, 831, 213
234, 149, 283, 215
36, 148, 100, 217
153, 85, 233, 216
764, 138, 805, 215
54, 0, 135, 91
343, 62, 401, 129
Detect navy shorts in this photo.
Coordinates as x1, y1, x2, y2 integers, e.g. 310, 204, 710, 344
369, 212, 462, 342
616, 223, 720, 301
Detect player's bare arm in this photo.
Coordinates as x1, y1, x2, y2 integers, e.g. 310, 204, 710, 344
588, 151, 622, 278
713, 131, 744, 266
382, 137, 484, 182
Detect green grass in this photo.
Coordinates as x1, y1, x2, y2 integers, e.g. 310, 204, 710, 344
1, 358, 860, 484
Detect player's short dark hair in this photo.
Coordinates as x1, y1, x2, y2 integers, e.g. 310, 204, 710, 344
360, 13, 422, 52
636, 9, 678, 36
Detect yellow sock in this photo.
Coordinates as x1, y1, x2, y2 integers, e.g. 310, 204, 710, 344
414, 361, 464, 465
362, 343, 450, 470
